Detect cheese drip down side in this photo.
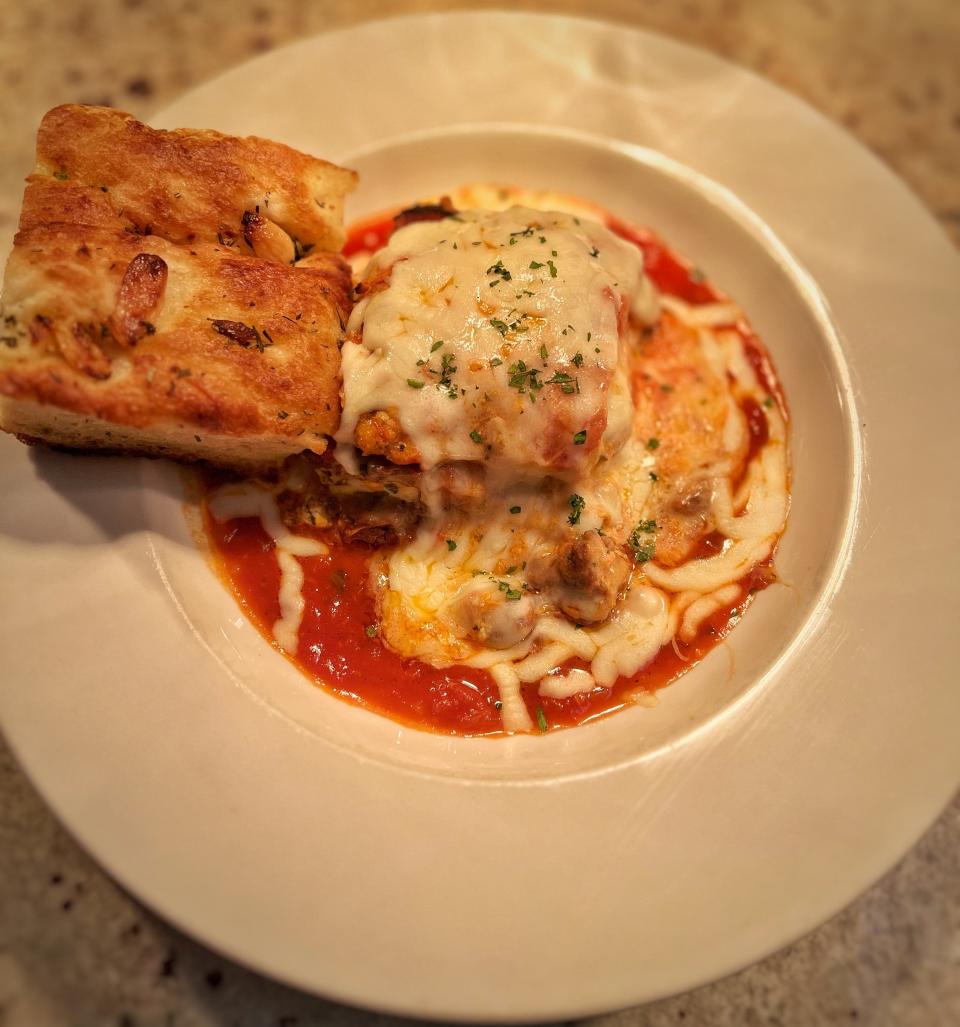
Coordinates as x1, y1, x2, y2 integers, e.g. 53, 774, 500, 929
336, 207, 660, 476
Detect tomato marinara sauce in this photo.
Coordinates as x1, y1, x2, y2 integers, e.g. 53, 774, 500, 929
203, 203, 786, 737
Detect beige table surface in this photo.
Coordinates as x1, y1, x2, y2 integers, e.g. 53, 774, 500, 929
0, 1, 957, 1025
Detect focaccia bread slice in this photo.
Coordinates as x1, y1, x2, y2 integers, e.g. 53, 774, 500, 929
27, 105, 356, 254
0, 105, 357, 471
0, 224, 349, 470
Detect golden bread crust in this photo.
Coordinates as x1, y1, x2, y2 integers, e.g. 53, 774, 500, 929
1, 224, 349, 464
0, 105, 357, 470
29, 105, 357, 253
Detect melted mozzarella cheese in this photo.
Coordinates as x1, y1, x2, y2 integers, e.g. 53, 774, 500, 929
538, 667, 595, 700
660, 296, 742, 327
208, 484, 327, 653
375, 290, 790, 731
275, 549, 307, 653
379, 434, 654, 668
337, 207, 659, 476
203, 187, 789, 735
490, 663, 533, 733
679, 584, 741, 643
588, 586, 670, 687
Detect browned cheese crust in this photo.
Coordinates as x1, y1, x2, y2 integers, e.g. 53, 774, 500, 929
0, 105, 357, 471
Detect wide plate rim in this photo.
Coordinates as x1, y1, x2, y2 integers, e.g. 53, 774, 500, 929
2, 11, 959, 1021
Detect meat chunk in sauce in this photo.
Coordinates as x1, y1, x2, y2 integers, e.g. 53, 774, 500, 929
528, 529, 631, 625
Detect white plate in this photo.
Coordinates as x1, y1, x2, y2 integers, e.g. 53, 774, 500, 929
2, 12, 959, 1021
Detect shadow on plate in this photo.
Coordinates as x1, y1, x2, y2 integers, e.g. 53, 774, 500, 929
1, 443, 191, 547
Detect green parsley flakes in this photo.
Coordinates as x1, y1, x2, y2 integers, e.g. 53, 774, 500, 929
573, 429, 587, 445
407, 378, 425, 389
428, 351, 458, 398
646, 437, 660, 450
536, 706, 549, 732
490, 315, 527, 337
507, 360, 543, 396
544, 370, 578, 395
446, 539, 457, 551
568, 493, 585, 525
486, 259, 512, 283
510, 505, 522, 514
364, 623, 378, 638
630, 539, 655, 564
469, 429, 483, 444
628, 521, 657, 562
430, 339, 445, 352
546, 259, 558, 278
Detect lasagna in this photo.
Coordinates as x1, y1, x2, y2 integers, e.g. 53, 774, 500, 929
203, 188, 790, 735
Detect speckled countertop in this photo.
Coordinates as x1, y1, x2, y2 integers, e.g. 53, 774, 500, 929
0, 2, 958, 1025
